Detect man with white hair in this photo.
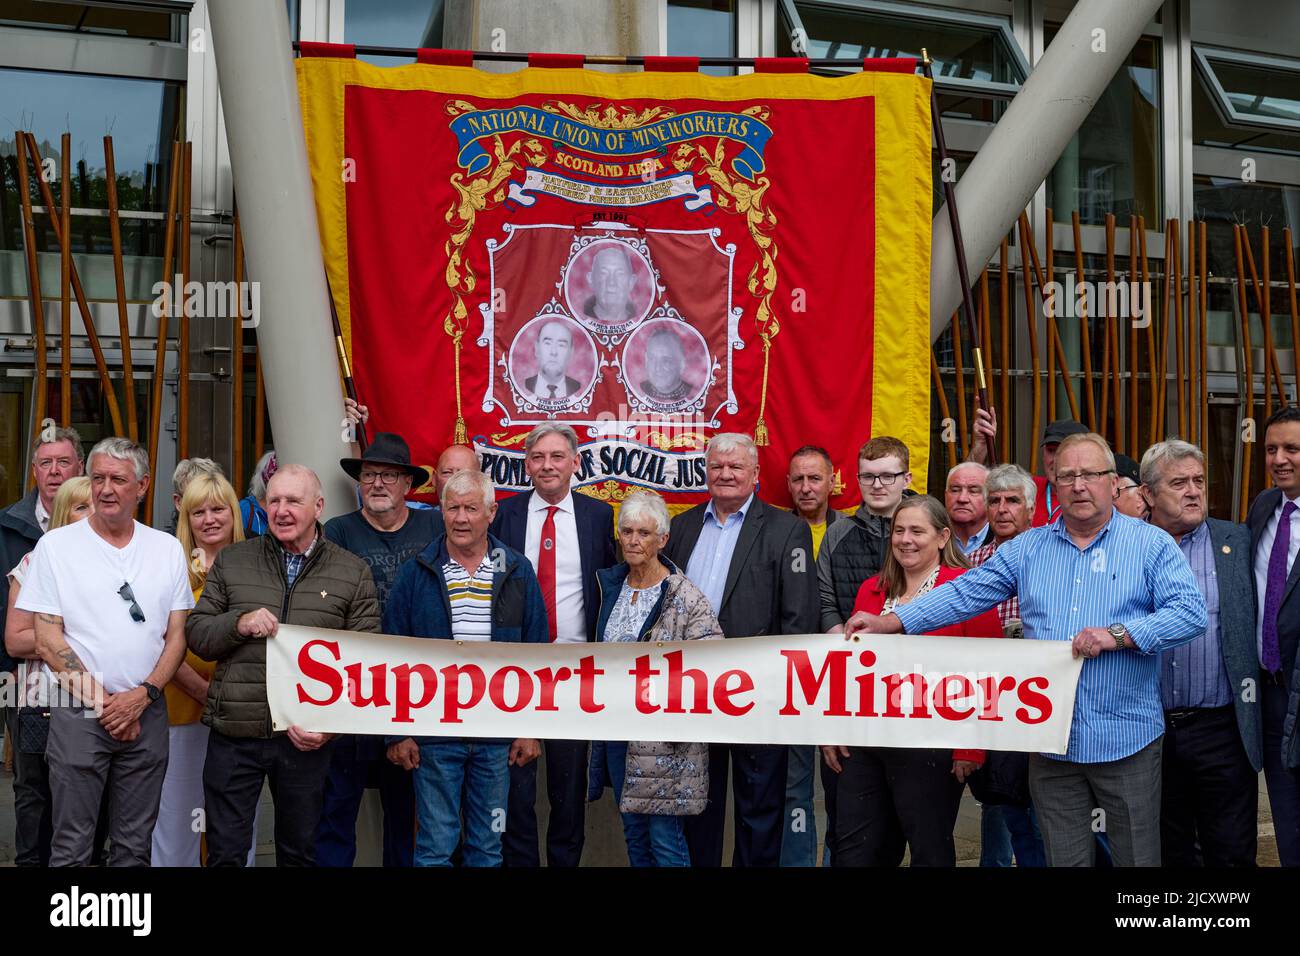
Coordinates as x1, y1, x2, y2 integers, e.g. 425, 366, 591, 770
945, 461, 992, 555
187, 463, 380, 866
845, 433, 1208, 866
664, 432, 818, 867
1141, 439, 1261, 866
18, 437, 192, 865
489, 423, 615, 867
385, 468, 548, 866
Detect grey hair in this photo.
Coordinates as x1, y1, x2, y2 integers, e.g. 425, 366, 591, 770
524, 423, 580, 456
985, 464, 1037, 510
1055, 432, 1116, 472
618, 490, 670, 536
947, 461, 989, 483
441, 467, 497, 511
32, 425, 85, 461
268, 463, 323, 502
172, 457, 224, 496
1140, 439, 1205, 488
88, 437, 150, 481
247, 450, 277, 501
706, 432, 759, 467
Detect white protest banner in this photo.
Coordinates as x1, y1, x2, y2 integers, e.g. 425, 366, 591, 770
267, 626, 1083, 753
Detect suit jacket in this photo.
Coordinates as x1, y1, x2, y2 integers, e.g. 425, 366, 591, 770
1204, 517, 1263, 772
664, 496, 818, 638
1248, 489, 1300, 768
524, 375, 581, 401
489, 488, 616, 641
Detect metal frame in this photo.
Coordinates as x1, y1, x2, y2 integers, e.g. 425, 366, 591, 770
776, 0, 1027, 94
1193, 44, 1300, 134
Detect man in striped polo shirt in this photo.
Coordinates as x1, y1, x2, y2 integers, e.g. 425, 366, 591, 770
845, 432, 1208, 866
383, 469, 549, 867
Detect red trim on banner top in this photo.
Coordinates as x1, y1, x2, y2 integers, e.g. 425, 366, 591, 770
862, 57, 918, 73
754, 57, 809, 73
528, 53, 586, 69
643, 56, 701, 72
417, 48, 474, 67
299, 41, 356, 59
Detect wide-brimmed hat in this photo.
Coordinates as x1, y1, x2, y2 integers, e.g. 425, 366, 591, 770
340, 432, 429, 486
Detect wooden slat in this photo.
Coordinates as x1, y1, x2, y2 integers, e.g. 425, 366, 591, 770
144, 141, 182, 524
951, 310, 969, 460
1234, 224, 1254, 523
178, 141, 192, 460
104, 136, 138, 441
931, 353, 957, 471
1128, 216, 1139, 456
1072, 211, 1096, 430
14, 133, 47, 487
1016, 214, 1044, 474
999, 238, 1011, 464
232, 203, 245, 497
59, 133, 71, 427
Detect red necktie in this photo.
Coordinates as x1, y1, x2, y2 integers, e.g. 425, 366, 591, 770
538, 505, 558, 642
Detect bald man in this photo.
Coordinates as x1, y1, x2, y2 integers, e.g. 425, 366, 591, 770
583, 245, 638, 328
188, 464, 381, 866
524, 320, 581, 404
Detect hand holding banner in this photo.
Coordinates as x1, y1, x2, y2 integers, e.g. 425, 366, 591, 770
267, 625, 1083, 753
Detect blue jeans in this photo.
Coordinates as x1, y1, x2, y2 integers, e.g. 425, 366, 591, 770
605, 742, 690, 867
980, 804, 1046, 867
780, 745, 818, 866
413, 741, 510, 867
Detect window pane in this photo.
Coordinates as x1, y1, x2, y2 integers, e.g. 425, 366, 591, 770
1193, 174, 1300, 291
0, 68, 183, 300
344, 0, 446, 66
1209, 57, 1300, 127
668, 0, 735, 78
0, 0, 181, 41
1046, 28, 1160, 226
1193, 64, 1300, 155
786, 3, 1022, 84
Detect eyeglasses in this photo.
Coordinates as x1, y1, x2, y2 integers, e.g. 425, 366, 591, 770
1056, 469, 1116, 486
117, 582, 145, 623
359, 469, 404, 485
858, 471, 906, 487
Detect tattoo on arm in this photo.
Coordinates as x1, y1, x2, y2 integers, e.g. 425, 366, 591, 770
58, 648, 85, 674
37, 613, 62, 625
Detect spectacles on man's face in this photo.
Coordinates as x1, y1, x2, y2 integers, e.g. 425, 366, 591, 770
1056, 469, 1116, 487
359, 469, 404, 485
117, 582, 145, 623
858, 471, 906, 487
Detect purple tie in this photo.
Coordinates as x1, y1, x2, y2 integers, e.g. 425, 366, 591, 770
1262, 500, 1297, 674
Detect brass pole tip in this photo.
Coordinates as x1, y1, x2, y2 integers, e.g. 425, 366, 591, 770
921, 48, 931, 65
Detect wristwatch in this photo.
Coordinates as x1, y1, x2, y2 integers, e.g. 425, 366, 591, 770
1107, 623, 1129, 650
141, 681, 161, 702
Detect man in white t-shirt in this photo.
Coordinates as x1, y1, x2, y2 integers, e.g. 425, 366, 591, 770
17, 437, 193, 866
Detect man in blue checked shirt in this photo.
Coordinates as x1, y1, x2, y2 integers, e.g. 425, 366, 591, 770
845, 432, 1208, 866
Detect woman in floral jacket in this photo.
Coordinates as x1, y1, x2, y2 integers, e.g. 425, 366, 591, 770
588, 491, 722, 866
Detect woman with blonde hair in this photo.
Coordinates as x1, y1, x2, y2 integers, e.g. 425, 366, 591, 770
825, 494, 1003, 868
152, 471, 246, 866
4, 477, 93, 865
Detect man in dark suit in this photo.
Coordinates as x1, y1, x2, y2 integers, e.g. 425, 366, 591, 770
523, 320, 581, 405
489, 423, 616, 867
664, 432, 818, 866
1142, 440, 1261, 866
1249, 406, 1300, 866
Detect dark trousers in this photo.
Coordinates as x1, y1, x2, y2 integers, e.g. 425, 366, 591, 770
203, 731, 334, 867
685, 743, 788, 867
502, 739, 589, 867
832, 746, 964, 867
820, 757, 839, 865
1161, 705, 1258, 867
315, 735, 416, 867
1263, 680, 1300, 867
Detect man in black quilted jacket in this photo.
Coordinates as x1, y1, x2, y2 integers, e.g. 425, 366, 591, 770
187, 464, 380, 866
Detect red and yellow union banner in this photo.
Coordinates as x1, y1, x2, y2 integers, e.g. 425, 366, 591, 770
297, 54, 934, 508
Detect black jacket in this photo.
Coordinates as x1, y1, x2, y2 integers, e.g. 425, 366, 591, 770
489, 489, 616, 641
664, 496, 817, 638
0, 490, 42, 672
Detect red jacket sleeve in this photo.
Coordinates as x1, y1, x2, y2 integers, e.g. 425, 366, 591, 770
852, 575, 886, 616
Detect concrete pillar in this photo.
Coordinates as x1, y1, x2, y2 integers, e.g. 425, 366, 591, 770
206, 0, 352, 517
929, 0, 1164, 343
442, 0, 658, 71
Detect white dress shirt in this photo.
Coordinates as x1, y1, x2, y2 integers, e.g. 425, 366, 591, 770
1254, 490, 1300, 661
524, 490, 586, 642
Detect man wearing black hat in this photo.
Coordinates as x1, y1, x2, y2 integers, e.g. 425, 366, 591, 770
314, 432, 441, 868
1113, 454, 1148, 521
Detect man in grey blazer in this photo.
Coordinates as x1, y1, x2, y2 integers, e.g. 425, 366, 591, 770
1142, 440, 1261, 866
664, 433, 818, 866
1248, 406, 1300, 867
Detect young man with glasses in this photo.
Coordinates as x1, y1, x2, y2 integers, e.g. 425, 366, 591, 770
313, 433, 441, 868
845, 432, 1208, 866
17, 437, 193, 866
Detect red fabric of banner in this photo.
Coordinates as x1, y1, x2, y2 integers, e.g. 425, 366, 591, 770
299, 42, 355, 59
861, 57, 917, 74
528, 53, 586, 69
418, 48, 474, 67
